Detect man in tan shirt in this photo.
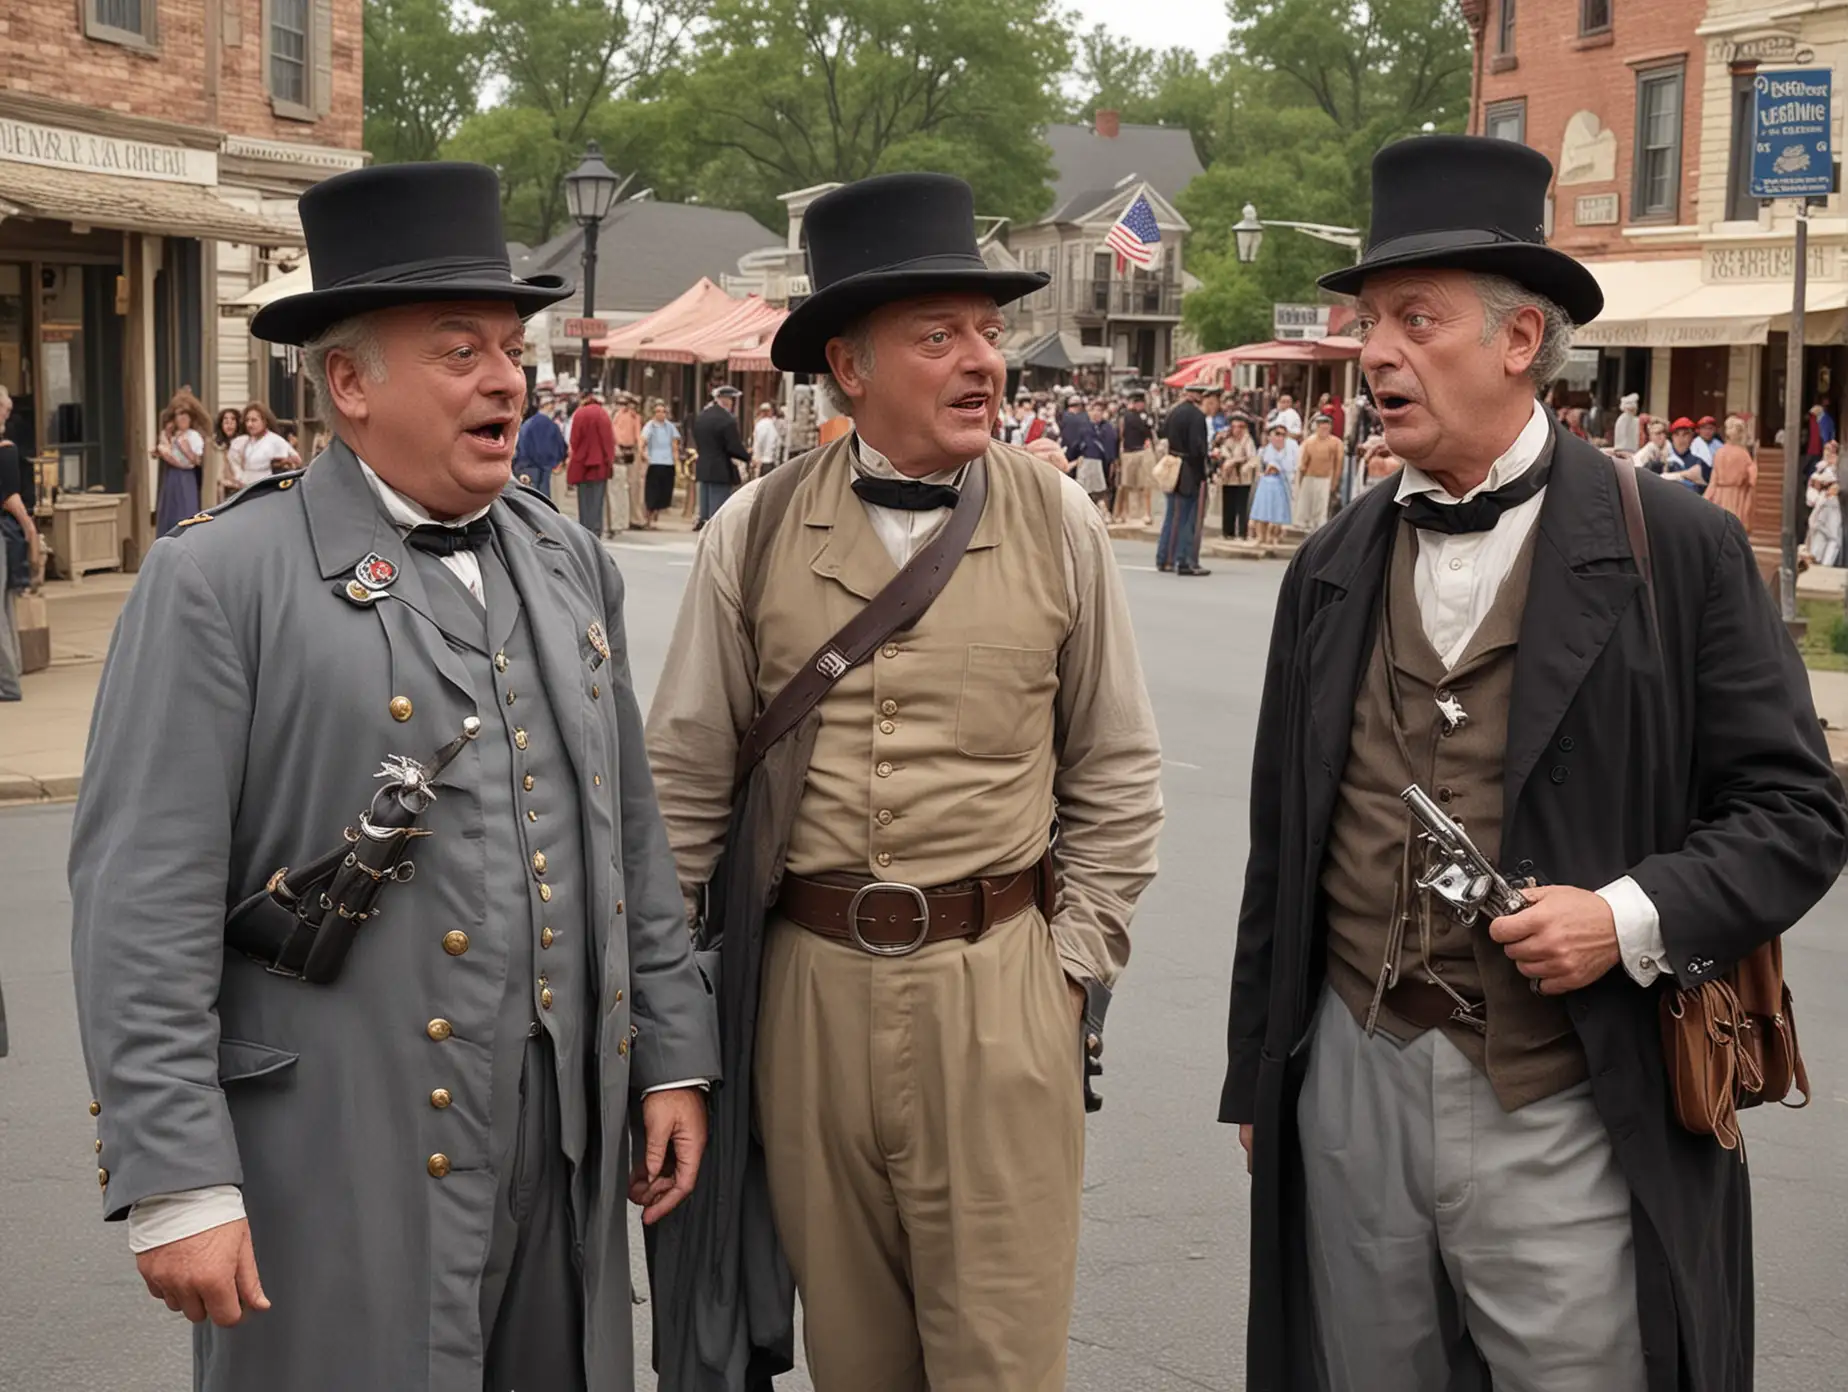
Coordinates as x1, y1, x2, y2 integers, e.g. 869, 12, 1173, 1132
646, 173, 1163, 1391
1296, 411, 1344, 531
610, 391, 642, 530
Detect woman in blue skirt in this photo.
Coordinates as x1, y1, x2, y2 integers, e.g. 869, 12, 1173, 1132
1250, 422, 1297, 545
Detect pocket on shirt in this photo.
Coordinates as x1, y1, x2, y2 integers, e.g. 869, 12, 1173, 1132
956, 645, 1058, 758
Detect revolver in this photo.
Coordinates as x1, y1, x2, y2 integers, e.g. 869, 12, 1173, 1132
1400, 783, 1531, 927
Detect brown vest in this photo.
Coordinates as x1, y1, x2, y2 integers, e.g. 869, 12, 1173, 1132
1322, 517, 1588, 1111
749, 436, 1072, 885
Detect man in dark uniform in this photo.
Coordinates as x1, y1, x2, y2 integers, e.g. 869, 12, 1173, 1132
692, 384, 751, 528
1158, 380, 1211, 576
1223, 134, 1846, 1392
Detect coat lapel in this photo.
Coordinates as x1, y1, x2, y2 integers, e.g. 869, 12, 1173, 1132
1503, 427, 1642, 826
1302, 481, 1401, 783
302, 440, 476, 704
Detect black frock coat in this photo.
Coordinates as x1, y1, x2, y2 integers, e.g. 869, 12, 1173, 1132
1220, 423, 1848, 1392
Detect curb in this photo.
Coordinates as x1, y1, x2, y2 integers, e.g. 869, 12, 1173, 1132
0, 773, 81, 807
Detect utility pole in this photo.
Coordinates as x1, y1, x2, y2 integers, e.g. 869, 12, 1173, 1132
1781, 203, 1806, 629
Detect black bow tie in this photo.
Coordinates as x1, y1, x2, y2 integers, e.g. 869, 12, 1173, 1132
851, 475, 961, 513
404, 518, 493, 555
1399, 456, 1551, 535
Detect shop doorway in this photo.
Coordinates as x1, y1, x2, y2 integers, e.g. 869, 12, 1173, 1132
1668, 346, 1729, 424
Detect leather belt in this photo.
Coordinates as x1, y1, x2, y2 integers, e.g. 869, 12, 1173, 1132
778, 852, 1053, 957
1382, 977, 1488, 1035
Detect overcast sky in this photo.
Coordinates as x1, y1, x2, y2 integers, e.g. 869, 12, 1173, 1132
1065, 0, 1231, 64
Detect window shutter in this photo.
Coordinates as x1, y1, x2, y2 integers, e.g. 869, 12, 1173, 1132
313, 0, 333, 115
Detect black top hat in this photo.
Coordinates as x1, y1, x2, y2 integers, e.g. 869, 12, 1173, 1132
1319, 135, 1602, 326
251, 163, 573, 346
770, 173, 1048, 374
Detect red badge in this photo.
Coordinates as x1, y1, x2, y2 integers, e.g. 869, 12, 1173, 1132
355, 552, 398, 589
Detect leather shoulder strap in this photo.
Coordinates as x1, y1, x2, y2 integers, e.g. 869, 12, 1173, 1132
732, 457, 991, 785
1610, 455, 1662, 663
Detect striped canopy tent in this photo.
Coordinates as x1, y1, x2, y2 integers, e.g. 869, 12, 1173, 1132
1163, 336, 1361, 388
661, 294, 788, 370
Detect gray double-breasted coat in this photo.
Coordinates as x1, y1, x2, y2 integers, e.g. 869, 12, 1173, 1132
69, 441, 719, 1391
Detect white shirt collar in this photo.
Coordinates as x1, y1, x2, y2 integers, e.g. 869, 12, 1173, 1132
1395, 398, 1551, 507
850, 430, 967, 488
356, 456, 495, 530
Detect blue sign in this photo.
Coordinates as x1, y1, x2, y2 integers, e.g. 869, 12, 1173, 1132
1752, 68, 1833, 199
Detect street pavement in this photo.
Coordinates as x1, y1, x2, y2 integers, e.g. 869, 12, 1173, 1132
3, 535, 1847, 1390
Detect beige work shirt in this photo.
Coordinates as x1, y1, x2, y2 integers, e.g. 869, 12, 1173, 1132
645, 432, 1163, 987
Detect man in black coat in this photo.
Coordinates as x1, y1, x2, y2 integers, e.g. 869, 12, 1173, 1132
1158, 381, 1211, 576
1222, 135, 1847, 1392
692, 384, 751, 529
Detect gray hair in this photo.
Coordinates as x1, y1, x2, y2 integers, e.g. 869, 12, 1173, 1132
303, 313, 388, 421
1472, 273, 1573, 389
819, 317, 876, 418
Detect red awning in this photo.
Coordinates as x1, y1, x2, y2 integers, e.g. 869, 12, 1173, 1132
1163, 336, 1361, 387
667, 295, 787, 367
595, 278, 738, 359
596, 281, 788, 367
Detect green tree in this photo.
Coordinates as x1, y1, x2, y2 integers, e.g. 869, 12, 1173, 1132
445, 0, 700, 243
1180, 0, 1471, 348
1068, 26, 1236, 166
362, 0, 487, 165
653, 0, 1070, 230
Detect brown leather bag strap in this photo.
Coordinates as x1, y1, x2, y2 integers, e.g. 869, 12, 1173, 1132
1611, 456, 1662, 664
732, 457, 990, 786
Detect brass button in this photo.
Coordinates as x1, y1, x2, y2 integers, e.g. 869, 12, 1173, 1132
615, 988, 624, 1004
494, 652, 509, 672
95, 1139, 103, 1153
523, 775, 534, 791
591, 684, 601, 699
89, 1100, 100, 1117
514, 728, 528, 750
527, 810, 538, 823
615, 899, 624, 914
426, 1018, 453, 1042
618, 1039, 628, 1057
532, 851, 548, 876
430, 1088, 452, 1109
876, 761, 893, 778
442, 930, 470, 956
540, 987, 554, 1010
98, 1168, 109, 1188
877, 809, 893, 825
881, 699, 898, 716
390, 696, 413, 722
592, 773, 602, 787
882, 644, 899, 659
879, 720, 895, 735
876, 851, 892, 868
427, 1153, 451, 1179
506, 691, 516, 706
541, 926, 555, 948
538, 884, 553, 902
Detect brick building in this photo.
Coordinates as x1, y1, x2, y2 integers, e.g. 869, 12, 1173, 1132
0, 0, 362, 568
1464, 0, 1848, 539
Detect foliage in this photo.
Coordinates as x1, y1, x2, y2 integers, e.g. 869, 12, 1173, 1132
649, 0, 1070, 230
1067, 26, 1238, 167
1180, 0, 1472, 349
361, 0, 487, 165
443, 0, 700, 243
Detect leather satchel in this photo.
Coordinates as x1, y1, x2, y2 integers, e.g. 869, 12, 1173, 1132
1611, 457, 1811, 1151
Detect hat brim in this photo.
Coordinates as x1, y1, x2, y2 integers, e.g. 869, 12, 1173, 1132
771, 267, 1049, 373
1319, 241, 1603, 326
251, 275, 573, 346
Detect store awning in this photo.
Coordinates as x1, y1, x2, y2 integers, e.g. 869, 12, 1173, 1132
647, 294, 787, 367
1163, 336, 1361, 387
228, 259, 313, 309
1574, 258, 1848, 347
1005, 329, 1111, 371
0, 158, 297, 245
596, 278, 739, 359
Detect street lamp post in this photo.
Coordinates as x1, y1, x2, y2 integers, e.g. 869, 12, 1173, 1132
1233, 203, 1363, 263
563, 141, 625, 393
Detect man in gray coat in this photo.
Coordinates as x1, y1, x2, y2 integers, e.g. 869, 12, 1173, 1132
69, 162, 720, 1392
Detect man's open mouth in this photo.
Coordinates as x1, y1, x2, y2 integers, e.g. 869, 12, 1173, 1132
464, 420, 511, 444
948, 391, 990, 414
1378, 393, 1416, 412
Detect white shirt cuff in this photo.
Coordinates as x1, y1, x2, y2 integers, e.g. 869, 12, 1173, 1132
642, 1079, 711, 1095
127, 1185, 246, 1254
1597, 875, 1674, 987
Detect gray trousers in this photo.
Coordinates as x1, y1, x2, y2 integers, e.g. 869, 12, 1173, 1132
576, 479, 608, 538
479, 1032, 585, 1392
1297, 986, 1646, 1392
0, 588, 21, 700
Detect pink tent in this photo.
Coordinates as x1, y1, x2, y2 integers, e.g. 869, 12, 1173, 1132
1163, 336, 1361, 387
594, 278, 738, 359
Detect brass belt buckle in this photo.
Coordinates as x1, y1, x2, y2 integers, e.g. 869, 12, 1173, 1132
847, 882, 931, 957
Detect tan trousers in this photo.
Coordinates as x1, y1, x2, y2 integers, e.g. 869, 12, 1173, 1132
755, 905, 1085, 1392
605, 463, 631, 533
625, 450, 645, 524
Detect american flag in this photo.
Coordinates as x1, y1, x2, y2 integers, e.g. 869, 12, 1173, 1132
1105, 193, 1161, 272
